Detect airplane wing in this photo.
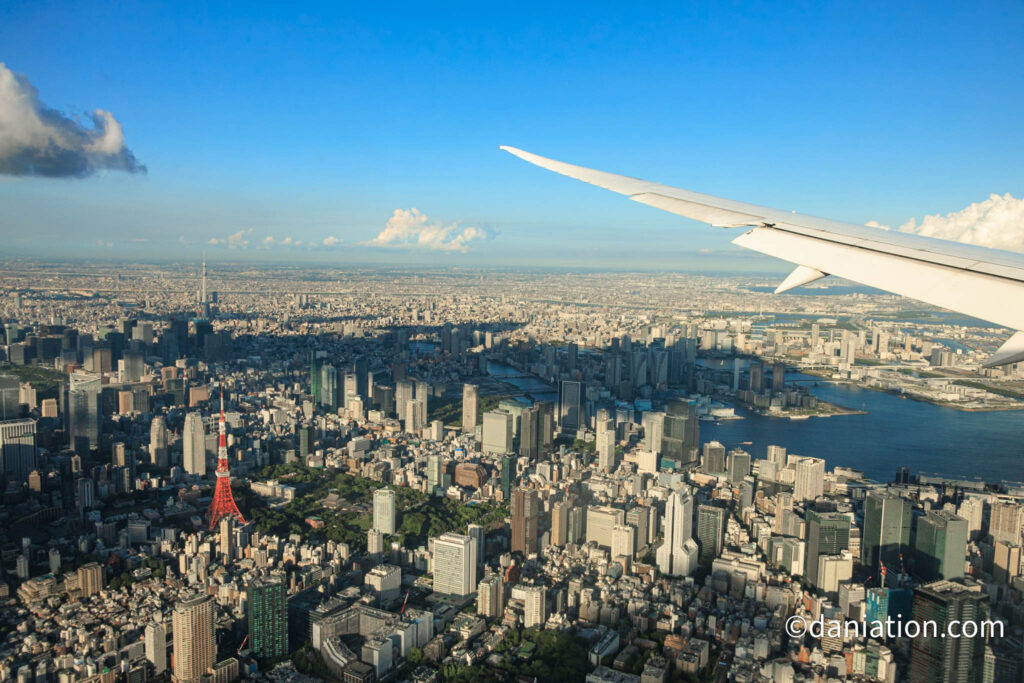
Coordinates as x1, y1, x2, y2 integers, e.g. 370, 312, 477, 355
500, 146, 1024, 367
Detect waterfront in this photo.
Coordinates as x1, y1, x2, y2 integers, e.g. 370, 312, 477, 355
705, 380, 1024, 485
489, 359, 1024, 485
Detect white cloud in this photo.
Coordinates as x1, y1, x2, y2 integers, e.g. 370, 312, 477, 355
263, 236, 275, 245
323, 236, 340, 246
896, 193, 1024, 252
0, 62, 145, 177
363, 208, 491, 252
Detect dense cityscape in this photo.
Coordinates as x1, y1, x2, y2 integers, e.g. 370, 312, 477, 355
0, 260, 1023, 683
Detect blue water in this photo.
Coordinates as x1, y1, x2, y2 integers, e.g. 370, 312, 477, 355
704, 381, 1024, 485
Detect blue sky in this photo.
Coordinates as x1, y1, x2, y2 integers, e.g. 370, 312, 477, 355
2, 1, 1023, 270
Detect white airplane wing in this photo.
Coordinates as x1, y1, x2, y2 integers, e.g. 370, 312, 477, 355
500, 146, 1024, 367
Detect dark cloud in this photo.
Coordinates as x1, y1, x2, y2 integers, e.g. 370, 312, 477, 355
0, 62, 146, 178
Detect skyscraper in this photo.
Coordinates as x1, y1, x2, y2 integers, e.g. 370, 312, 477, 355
696, 501, 729, 565
149, 416, 168, 468
861, 492, 911, 574
642, 411, 665, 455
145, 620, 167, 674
805, 510, 851, 587
519, 405, 539, 460
915, 510, 969, 580
989, 502, 1023, 546
477, 574, 505, 617
461, 383, 478, 434
908, 580, 988, 683
0, 418, 36, 484
657, 488, 698, 576
247, 577, 287, 661
433, 533, 476, 597
586, 506, 626, 550
183, 412, 206, 476
792, 456, 826, 502
661, 400, 698, 466
172, 594, 215, 683
373, 488, 397, 535
500, 455, 514, 501
522, 585, 547, 628
726, 448, 751, 484
511, 489, 540, 555
66, 373, 101, 449
395, 379, 414, 424
551, 500, 568, 547
611, 524, 636, 563
701, 441, 726, 474
482, 411, 513, 454
558, 380, 582, 436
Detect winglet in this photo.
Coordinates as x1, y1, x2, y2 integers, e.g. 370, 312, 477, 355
775, 265, 827, 294
983, 331, 1024, 368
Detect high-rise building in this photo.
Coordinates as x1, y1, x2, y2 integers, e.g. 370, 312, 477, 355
149, 416, 168, 469
477, 574, 505, 618
766, 445, 787, 470
395, 379, 414, 423
172, 594, 215, 683
805, 510, 851, 587
0, 418, 36, 484
771, 361, 786, 394
511, 489, 540, 555
989, 502, 1023, 546
500, 455, 514, 501
701, 440, 726, 474
247, 577, 287, 661
908, 579, 988, 682
642, 412, 665, 455
993, 541, 1022, 585
66, 373, 102, 450
726, 449, 751, 484
611, 524, 636, 564
183, 412, 206, 476
551, 500, 568, 547
522, 585, 547, 628
792, 456, 826, 502
861, 492, 911, 573
373, 488, 397, 535
915, 510, 969, 580
696, 501, 729, 565
661, 400, 698, 466
558, 380, 582, 436
77, 562, 104, 597
426, 454, 442, 495
482, 411, 514, 454
461, 383, 478, 434
432, 533, 476, 598
749, 361, 764, 393
657, 488, 698, 576
586, 506, 625, 550
145, 620, 167, 674
519, 405, 539, 459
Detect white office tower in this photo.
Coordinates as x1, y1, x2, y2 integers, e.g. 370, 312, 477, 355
482, 411, 513, 454
373, 488, 397, 534
793, 456, 826, 502
432, 533, 477, 597
522, 585, 547, 628
182, 412, 206, 476
642, 411, 665, 454
657, 487, 698, 577
149, 416, 168, 468
145, 620, 167, 674
597, 423, 616, 472
462, 383, 479, 434
611, 525, 636, 563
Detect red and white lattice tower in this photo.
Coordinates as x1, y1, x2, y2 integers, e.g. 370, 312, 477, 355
208, 389, 246, 529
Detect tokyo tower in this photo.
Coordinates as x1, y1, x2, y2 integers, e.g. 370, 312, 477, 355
208, 389, 246, 529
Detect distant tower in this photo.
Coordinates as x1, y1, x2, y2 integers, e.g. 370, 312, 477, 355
208, 389, 245, 529
199, 253, 210, 319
